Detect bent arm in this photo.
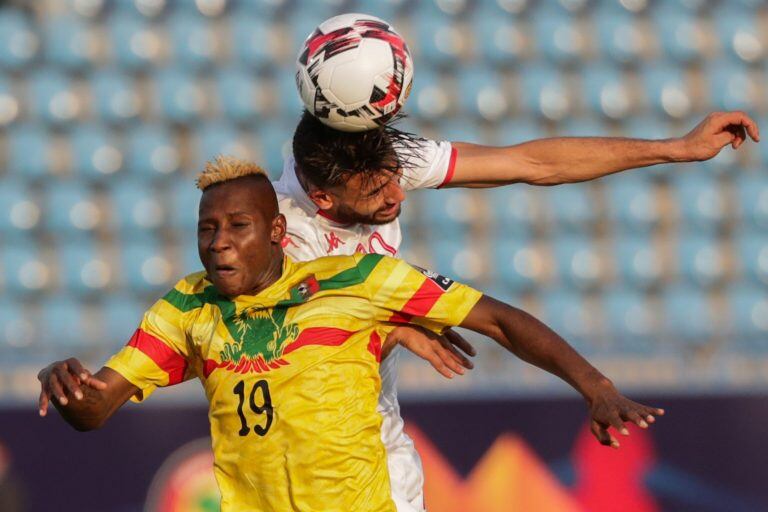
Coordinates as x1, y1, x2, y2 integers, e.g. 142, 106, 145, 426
459, 295, 610, 399
44, 363, 139, 432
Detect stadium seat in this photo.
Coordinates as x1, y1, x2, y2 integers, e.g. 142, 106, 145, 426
410, 67, 453, 120
604, 175, 661, 233
705, 60, 760, 114
291, 17, 323, 60
40, 295, 94, 349
0, 10, 39, 71
168, 12, 219, 70
353, 0, 404, 22
108, 180, 167, 237
109, 13, 164, 71
125, 124, 181, 179
472, 14, 526, 67
428, 238, 485, 285
519, 64, 572, 120
0, 78, 20, 128
421, 188, 476, 232
0, 178, 41, 238
594, 8, 644, 65
101, 294, 147, 349
538, 289, 600, 354
641, 65, 692, 119
496, 118, 546, 145
552, 235, 605, 290
714, 8, 764, 65
554, 117, 609, 137
119, 238, 175, 294
735, 232, 768, 286
174, 237, 204, 277
1, 242, 51, 295
174, 0, 230, 17
277, 67, 305, 118
613, 235, 664, 290
43, 14, 99, 71
415, 0, 470, 17
29, 69, 82, 127
651, 6, 707, 63
678, 233, 728, 288
56, 240, 113, 295
489, 185, 543, 236
168, 179, 202, 234
257, 120, 297, 178
0, 297, 37, 356
70, 124, 125, 181
42, 181, 102, 238
532, 8, 587, 65
113, 0, 167, 18
671, 173, 729, 233
726, 284, 768, 350
581, 64, 633, 120
435, 119, 485, 144
190, 122, 253, 171
154, 68, 208, 125
457, 66, 508, 122
230, 13, 279, 70
6, 124, 54, 179
215, 67, 266, 125
546, 184, 597, 232
661, 284, 715, 348
735, 171, 768, 231
229, 0, 287, 17
601, 288, 658, 353
91, 69, 142, 126
493, 237, 547, 292
415, 16, 466, 68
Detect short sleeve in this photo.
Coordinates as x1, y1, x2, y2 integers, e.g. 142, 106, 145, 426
399, 139, 457, 191
105, 292, 194, 402
359, 255, 482, 334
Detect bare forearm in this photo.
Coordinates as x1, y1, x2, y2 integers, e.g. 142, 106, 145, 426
52, 385, 112, 431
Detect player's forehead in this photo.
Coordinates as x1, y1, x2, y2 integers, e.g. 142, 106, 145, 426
338, 168, 401, 195
199, 179, 269, 217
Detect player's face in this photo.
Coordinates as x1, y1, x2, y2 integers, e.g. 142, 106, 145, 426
331, 170, 405, 225
197, 178, 286, 297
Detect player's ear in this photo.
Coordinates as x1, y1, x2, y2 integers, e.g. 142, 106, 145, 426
307, 188, 335, 211
271, 214, 287, 243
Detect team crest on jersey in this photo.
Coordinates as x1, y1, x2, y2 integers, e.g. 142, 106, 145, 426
413, 265, 454, 291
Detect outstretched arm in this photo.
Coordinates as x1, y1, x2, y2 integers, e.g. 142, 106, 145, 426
38, 358, 139, 431
460, 295, 664, 448
448, 111, 760, 187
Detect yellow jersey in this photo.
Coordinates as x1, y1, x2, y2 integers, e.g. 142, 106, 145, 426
105, 253, 482, 512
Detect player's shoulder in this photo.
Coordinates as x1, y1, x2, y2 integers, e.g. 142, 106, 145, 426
294, 253, 388, 279
157, 271, 210, 312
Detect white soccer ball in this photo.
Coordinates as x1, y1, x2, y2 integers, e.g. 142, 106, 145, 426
296, 13, 414, 132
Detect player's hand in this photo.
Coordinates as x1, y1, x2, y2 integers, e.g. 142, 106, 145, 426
584, 380, 664, 449
680, 111, 760, 160
37, 358, 107, 417
384, 326, 475, 379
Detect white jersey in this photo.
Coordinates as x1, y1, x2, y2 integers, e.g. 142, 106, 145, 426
273, 138, 456, 512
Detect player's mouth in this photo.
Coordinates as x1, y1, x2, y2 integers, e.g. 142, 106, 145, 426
213, 264, 238, 278
379, 203, 400, 217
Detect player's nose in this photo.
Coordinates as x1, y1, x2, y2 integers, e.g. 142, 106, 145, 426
384, 180, 405, 204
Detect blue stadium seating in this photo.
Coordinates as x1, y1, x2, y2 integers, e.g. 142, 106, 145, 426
291, 17, 323, 59
0, 298, 36, 356
191, 122, 252, 170
0, 10, 38, 71
154, 68, 208, 125
353, 0, 402, 22
661, 284, 715, 348
109, 13, 164, 71
641, 64, 692, 119
602, 288, 658, 354
410, 67, 453, 120
0, 77, 19, 128
736, 232, 768, 286
277, 67, 305, 117
168, 12, 219, 70
44, 14, 99, 71
604, 175, 661, 233
6, 124, 54, 179
421, 188, 475, 233
726, 284, 768, 351
0, 178, 41, 238
613, 235, 664, 290
109, 180, 166, 237
538, 289, 598, 354
547, 184, 598, 232
230, 13, 278, 70
42, 181, 102, 238
101, 294, 147, 349
91, 69, 142, 126
490, 185, 543, 236
1, 242, 51, 296
257, 120, 296, 178
40, 295, 94, 348
735, 171, 768, 231
435, 120, 485, 144
519, 64, 571, 120
532, 8, 586, 65
651, 5, 707, 63
594, 8, 644, 65
71, 124, 125, 181
714, 8, 764, 65
472, 14, 525, 67
415, 16, 465, 68
114, 0, 167, 19
678, 233, 728, 288
57, 240, 113, 295
552, 235, 605, 290
216, 68, 265, 125
496, 118, 546, 145
705, 61, 760, 114
554, 117, 609, 138
671, 173, 729, 233
125, 124, 182, 179
429, 238, 485, 285
29, 69, 81, 127
169, 180, 202, 234
119, 238, 174, 294
457, 65, 508, 121
493, 237, 546, 292
229, 0, 287, 18
581, 64, 632, 120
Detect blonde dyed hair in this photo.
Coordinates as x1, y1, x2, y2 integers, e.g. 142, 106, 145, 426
196, 155, 269, 191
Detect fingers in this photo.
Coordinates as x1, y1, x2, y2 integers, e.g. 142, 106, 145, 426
38, 389, 49, 417
435, 343, 466, 376
83, 374, 108, 391
440, 335, 474, 370
48, 373, 68, 406
590, 420, 619, 449
424, 349, 455, 379
444, 329, 477, 357
52, 365, 83, 402
710, 111, 760, 143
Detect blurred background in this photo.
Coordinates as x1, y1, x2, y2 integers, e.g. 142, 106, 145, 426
0, 0, 767, 511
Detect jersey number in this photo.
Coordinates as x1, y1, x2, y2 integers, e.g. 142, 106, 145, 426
233, 379, 273, 437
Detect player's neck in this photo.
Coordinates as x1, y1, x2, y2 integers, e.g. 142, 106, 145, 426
248, 250, 285, 295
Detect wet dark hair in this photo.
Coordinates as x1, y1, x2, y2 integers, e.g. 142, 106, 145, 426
292, 110, 425, 190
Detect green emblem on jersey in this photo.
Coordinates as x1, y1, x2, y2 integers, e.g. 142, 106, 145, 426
220, 306, 299, 366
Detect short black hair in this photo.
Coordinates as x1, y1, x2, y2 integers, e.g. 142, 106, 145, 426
292, 110, 424, 190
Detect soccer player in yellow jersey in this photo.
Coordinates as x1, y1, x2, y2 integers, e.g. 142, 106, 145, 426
37, 161, 664, 512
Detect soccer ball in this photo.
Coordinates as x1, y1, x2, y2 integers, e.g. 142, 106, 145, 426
296, 13, 414, 132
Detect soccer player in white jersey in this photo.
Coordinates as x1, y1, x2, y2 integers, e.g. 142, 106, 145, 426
274, 109, 759, 511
